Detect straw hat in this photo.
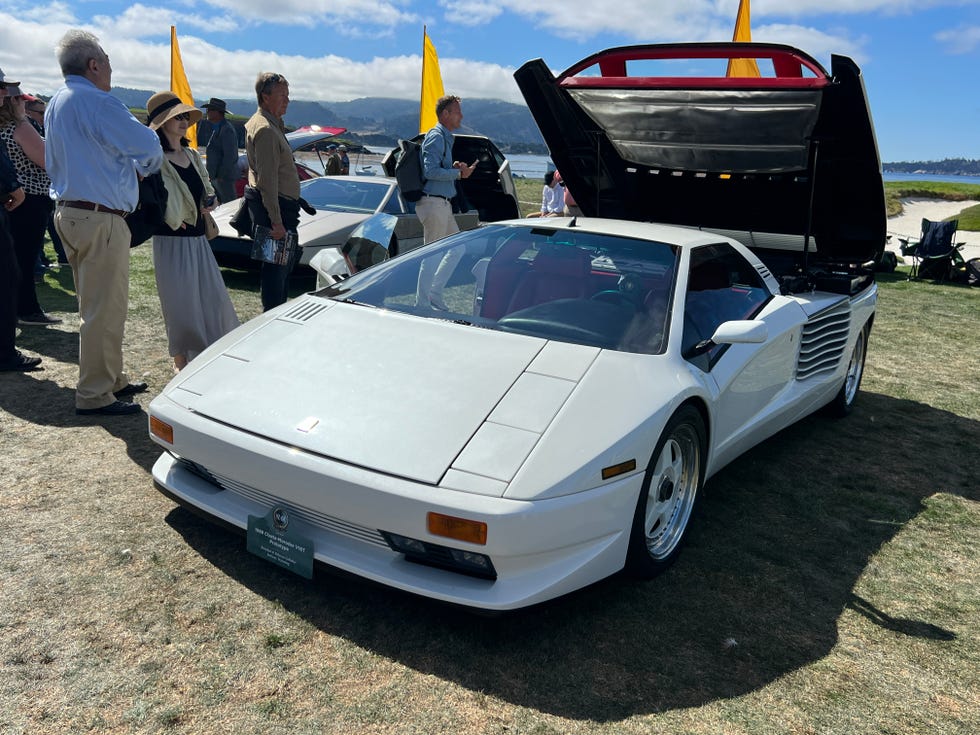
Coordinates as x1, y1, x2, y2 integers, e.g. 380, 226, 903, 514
146, 91, 202, 130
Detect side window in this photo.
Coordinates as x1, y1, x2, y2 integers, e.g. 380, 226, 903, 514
382, 190, 405, 214
682, 243, 770, 368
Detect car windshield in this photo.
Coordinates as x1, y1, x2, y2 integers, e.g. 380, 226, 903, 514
318, 224, 678, 354
300, 178, 393, 214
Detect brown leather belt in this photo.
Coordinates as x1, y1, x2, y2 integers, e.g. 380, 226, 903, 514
58, 200, 129, 218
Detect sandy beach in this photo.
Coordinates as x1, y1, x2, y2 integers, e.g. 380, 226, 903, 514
886, 198, 980, 263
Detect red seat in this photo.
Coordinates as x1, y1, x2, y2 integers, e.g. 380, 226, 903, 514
506, 245, 592, 313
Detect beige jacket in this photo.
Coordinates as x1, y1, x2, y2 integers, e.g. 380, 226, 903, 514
244, 107, 300, 225
160, 147, 215, 231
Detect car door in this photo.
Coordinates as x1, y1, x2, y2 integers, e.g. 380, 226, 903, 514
682, 243, 807, 470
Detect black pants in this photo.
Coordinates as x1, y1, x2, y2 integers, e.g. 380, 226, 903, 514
9, 193, 52, 316
245, 188, 300, 311
0, 207, 18, 361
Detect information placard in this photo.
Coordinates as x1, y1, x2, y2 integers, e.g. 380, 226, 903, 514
247, 510, 314, 579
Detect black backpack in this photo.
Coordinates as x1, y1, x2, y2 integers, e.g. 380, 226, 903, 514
393, 138, 425, 202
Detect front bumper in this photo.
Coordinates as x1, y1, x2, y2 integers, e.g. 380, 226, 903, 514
149, 398, 642, 611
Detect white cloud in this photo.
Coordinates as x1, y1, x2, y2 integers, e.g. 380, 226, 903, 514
16, 0, 75, 24
0, 8, 524, 103
201, 0, 416, 28
752, 23, 868, 66
438, 0, 503, 27
753, 0, 979, 17
935, 24, 980, 53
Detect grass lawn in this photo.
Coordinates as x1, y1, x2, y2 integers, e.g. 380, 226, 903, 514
0, 234, 977, 734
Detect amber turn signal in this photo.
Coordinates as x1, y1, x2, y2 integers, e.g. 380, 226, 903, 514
150, 415, 174, 444
427, 512, 488, 545
601, 458, 637, 480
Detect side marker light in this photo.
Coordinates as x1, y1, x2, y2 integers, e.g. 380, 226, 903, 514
601, 459, 636, 480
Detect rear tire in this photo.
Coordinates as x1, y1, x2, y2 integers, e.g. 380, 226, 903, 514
826, 324, 868, 417
626, 406, 706, 579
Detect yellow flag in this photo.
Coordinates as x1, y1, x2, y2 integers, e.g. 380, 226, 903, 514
170, 26, 198, 147
726, 0, 761, 78
419, 28, 445, 134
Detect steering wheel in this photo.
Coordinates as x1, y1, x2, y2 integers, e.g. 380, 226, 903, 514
591, 274, 644, 310
591, 290, 636, 309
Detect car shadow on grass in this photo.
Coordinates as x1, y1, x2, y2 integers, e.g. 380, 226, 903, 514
162, 391, 977, 720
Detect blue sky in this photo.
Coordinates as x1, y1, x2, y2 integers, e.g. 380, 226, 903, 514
0, 1, 977, 161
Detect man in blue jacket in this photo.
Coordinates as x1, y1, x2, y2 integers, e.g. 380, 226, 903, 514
415, 94, 476, 310
202, 97, 238, 203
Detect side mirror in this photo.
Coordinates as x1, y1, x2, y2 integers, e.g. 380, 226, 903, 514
309, 247, 351, 290
683, 320, 767, 359
711, 320, 768, 345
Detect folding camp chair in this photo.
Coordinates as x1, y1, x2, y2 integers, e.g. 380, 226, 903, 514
898, 218, 965, 281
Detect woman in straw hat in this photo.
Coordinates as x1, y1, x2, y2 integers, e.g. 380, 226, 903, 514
146, 91, 239, 371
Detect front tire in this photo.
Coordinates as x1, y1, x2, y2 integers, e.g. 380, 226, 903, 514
626, 405, 706, 578
826, 324, 868, 417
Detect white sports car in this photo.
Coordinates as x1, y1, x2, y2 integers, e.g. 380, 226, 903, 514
149, 42, 885, 610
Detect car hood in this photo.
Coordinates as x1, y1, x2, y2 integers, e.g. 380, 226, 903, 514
163, 299, 552, 486
286, 128, 347, 152
514, 42, 886, 265
211, 199, 367, 248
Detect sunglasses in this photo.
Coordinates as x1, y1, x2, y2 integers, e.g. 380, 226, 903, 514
174, 112, 191, 121
261, 73, 286, 93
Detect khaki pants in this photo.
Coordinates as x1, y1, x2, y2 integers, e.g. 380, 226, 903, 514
414, 196, 462, 308
55, 206, 131, 409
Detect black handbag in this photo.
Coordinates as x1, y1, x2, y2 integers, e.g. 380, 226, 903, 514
229, 194, 253, 237
127, 171, 168, 247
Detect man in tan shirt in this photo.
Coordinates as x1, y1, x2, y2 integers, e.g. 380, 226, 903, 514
244, 72, 300, 310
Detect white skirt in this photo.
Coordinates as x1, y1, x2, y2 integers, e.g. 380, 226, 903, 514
152, 234, 240, 361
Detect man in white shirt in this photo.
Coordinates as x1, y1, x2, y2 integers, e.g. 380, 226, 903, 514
527, 170, 563, 217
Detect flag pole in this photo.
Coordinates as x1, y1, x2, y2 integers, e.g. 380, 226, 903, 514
419, 25, 426, 133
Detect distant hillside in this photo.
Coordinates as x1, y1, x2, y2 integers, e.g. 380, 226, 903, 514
109, 87, 547, 154
883, 158, 980, 177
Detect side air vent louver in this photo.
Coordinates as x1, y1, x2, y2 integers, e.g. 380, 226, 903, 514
796, 301, 850, 381
754, 263, 774, 282
280, 300, 330, 323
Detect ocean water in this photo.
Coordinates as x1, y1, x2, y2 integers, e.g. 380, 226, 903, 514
508, 154, 980, 187
882, 172, 980, 186
508, 153, 554, 180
